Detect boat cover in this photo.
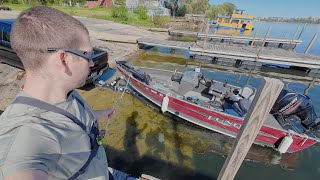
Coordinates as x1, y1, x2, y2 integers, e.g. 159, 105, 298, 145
178, 71, 199, 95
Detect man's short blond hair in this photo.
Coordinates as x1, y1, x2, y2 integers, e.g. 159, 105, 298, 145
11, 6, 89, 70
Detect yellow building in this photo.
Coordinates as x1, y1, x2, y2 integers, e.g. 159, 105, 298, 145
215, 9, 254, 30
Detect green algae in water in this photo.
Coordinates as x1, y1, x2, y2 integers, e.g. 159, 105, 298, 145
79, 88, 216, 168
136, 50, 190, 65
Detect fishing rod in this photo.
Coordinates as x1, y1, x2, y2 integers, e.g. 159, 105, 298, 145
97, 75, 131, 145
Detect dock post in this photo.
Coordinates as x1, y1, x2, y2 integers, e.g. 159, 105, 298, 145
201, 21, 210, 55
261, 26, 272, 47
250, 22, 261, 48
304, 33, 318, 54
256, 26, 271, 61
297, 23, 307, 40
304, 78, 317, 95
291, 25, 300, 44
217, 77, 283, 180
284, 31, 288, 39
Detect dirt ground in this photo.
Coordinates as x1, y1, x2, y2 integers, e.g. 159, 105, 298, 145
0, 10, 168, 111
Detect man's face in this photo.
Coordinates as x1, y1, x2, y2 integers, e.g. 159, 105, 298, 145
67, 33, 94, 88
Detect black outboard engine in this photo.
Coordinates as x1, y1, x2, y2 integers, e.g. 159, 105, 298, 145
272, 89, 320, 132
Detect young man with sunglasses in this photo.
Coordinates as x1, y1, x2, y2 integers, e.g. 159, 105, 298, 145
0, 6, 113, 180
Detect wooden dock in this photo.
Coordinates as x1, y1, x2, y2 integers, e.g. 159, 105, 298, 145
168, 30, 302, 46
137, 37, 320, 69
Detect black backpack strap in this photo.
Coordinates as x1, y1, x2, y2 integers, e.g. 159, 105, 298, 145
13, 96, 100, 180
68, 142, 100, 180
14, 96, 88, 133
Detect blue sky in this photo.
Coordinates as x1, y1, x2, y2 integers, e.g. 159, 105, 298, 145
209, 0, 320, 18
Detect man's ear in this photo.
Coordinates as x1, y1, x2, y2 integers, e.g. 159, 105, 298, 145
59, 50, 68, 66
55, 50, 72, 76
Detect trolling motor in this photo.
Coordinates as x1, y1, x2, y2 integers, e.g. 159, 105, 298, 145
272, 89, 320, 133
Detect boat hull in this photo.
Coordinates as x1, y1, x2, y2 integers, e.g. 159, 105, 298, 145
117, 66, 317, 153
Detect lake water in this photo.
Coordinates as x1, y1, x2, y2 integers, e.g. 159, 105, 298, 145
251, 21, 320, 56
95, 22, 320, 180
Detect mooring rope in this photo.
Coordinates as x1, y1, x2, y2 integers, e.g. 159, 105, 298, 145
97, 75, 131, 144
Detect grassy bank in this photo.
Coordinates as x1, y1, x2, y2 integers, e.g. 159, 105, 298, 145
2, 3, 169, 28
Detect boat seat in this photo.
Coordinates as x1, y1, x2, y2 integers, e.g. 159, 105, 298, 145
223, 85, 257, 117
171, 72, 183, 82
232, 99, 252, 117
178, 71, 199, 95
228, 85, 257, 102
208, 81, 227, 99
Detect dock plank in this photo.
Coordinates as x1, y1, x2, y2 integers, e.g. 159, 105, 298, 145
137, 37, 320, 69
169, 30, 302, 45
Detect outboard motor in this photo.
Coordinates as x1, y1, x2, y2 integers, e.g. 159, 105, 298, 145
272, 89, 320, 132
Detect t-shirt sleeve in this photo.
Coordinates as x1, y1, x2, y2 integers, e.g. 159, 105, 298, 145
1, 123, 61, 177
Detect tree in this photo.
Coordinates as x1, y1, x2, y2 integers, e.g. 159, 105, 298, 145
182, 0, 209, 14
222, 2, 235, 15
206, 4, 227, 19
133, 6, 148, 20
176, 4, 187, 17
193, 0, 209, 14
164, 0, 179, 17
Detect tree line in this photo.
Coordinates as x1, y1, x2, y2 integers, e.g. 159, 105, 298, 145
163, 0, 236, 18
259, 17, 320, 24
0, 0, 86, 5
1, 0, 236, 19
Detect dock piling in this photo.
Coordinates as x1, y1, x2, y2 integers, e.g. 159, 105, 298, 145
304, 78, 317, 95
201, 21, 210, 55
297, 23, 307, 40
217, 78, 283, 180
304, 33, 318, 54
256, 26, 271, 61
251, 22, 261, 47
284, 31, 289, 39
291, 25, 301, 44
261, 26, 272, 47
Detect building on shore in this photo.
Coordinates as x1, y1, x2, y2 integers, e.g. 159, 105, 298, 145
126, 0, 171, 16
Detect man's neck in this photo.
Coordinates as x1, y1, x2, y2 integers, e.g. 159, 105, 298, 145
22, 72, 70, 104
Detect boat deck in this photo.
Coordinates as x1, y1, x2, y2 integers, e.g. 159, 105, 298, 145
137, 67, 284, 131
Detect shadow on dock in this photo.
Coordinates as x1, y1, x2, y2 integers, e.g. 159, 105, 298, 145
80, 83, 96, 91
0, 110, 3, 115
104, 110, 216, 180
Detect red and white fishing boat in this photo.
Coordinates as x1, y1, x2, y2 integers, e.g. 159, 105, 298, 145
116, 61, 320, 153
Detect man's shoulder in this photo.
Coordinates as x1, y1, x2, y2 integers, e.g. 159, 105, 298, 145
0, 123, 61, 178
0, 98, 42, 128
0, 91, 37, 118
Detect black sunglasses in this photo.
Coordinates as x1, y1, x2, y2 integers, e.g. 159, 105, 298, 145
47, 48, 94, 62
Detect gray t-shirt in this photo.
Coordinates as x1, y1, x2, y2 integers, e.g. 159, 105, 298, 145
0, 90, 108, 180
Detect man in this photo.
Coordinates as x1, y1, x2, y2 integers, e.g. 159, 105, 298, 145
0, 6, 113, 180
